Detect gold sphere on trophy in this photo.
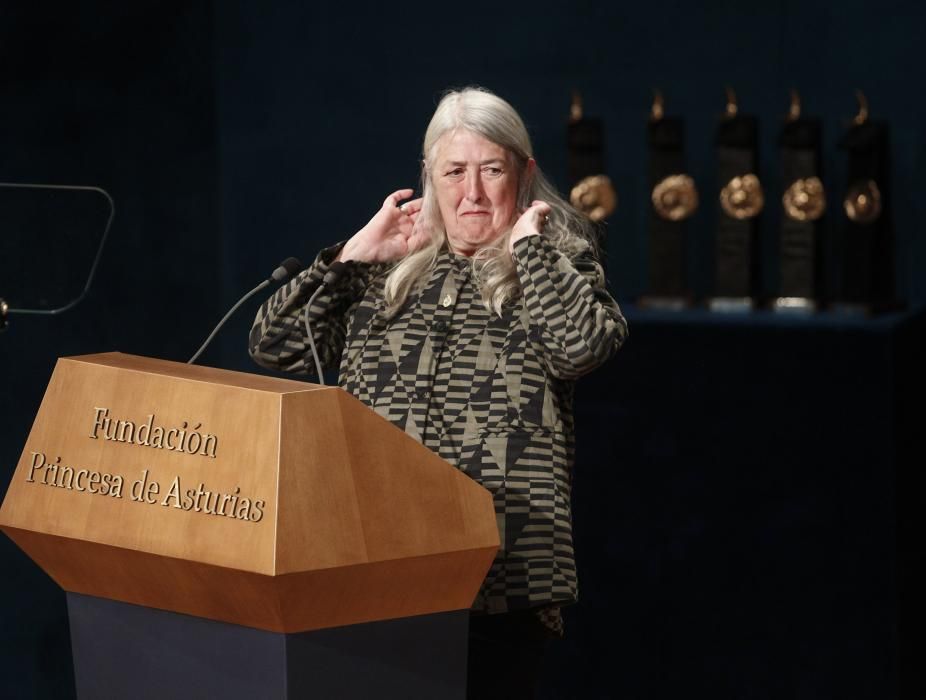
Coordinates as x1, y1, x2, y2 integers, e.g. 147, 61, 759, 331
720, 174, 764, 220
570, 175, 617, 222
783, 177, 826, 221
652, 174, 699, 221
843, 179, 882, 224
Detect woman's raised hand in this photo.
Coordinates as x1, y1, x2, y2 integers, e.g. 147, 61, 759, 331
339, 189, 428, 263
509, 200, 551, 254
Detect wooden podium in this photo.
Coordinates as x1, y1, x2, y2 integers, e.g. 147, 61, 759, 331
0, 353, 499, 699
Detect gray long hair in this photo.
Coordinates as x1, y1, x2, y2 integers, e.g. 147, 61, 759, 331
383, 87, 595, 318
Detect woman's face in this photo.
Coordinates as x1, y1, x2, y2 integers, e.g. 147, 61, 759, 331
431, 129, 521, 256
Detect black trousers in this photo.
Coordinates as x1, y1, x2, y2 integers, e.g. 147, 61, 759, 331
467, 610, 555, 700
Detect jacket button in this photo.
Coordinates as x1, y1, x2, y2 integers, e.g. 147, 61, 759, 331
433, 320, 448, 332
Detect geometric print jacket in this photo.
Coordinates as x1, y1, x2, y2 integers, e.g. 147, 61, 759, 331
249, 234, 628, 625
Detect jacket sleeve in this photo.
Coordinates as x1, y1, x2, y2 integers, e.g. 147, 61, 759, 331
512, 234, 628, 380
248, 243, 380, 377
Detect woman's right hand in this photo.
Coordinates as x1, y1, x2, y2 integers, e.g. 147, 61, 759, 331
339, 189, 428, 263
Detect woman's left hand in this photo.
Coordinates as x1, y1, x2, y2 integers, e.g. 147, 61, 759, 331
509, 200, 551, 254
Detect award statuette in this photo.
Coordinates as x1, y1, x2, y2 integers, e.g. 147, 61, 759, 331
640, 91, 698, 310
835, 91, 896, 313
710, 88, 763, 311
773, 91, 825, 313
567, 91, 615, 259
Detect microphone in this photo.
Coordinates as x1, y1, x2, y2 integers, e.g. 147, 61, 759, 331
302, 261, 346, 385
271, 257, 303, 282
188, 257, 304, 365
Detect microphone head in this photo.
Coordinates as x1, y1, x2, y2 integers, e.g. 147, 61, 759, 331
322, 261, 347, 286
270, 257, 304, 282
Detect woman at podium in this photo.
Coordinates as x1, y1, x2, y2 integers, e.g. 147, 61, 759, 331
250, 86, 627, 698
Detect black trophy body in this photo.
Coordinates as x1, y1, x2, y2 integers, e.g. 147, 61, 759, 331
775, 117, 825, 312
710, 115, 763, 311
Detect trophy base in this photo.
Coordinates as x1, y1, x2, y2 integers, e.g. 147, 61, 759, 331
707, 296, 754, 313
772, 297, 817, 313
831, 300, 904, 316
830, 302, 871, 316
637, 295, 690, 311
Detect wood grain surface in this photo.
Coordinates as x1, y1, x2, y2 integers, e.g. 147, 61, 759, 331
0, 353, 499, 632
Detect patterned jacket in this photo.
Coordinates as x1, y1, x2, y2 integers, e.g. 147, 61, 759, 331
249, 234, 628, 621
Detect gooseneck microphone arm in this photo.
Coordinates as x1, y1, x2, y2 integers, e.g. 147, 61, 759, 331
301, 261, 345, 386
188, 257, 303, 365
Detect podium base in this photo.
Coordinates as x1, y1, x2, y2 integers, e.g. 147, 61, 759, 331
67, 592, 468, 700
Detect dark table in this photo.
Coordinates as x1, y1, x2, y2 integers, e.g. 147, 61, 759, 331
541, 305, 925, 700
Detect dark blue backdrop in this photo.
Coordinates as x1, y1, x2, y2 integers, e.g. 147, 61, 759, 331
1, 2, 924, 697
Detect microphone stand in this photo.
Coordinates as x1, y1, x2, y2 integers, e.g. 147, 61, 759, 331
0, 182, 115, 319
188, 258, 303, 366
187, 280, 273, 365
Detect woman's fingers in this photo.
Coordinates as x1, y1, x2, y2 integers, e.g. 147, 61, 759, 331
384, 189, 415, 209
401, 203, 422, 226
345, 190, 423, 263
528, 200, 551, 229
395, 197, 423, 233
405, 224, 431, 254
518, 200, 550, 221
509, 200, 552, 254
399, 197, 423, 215
396, 213, 415, 237
529, 200, 551, 219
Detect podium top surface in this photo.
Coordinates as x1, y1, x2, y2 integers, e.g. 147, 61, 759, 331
69, 352, 325, 394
